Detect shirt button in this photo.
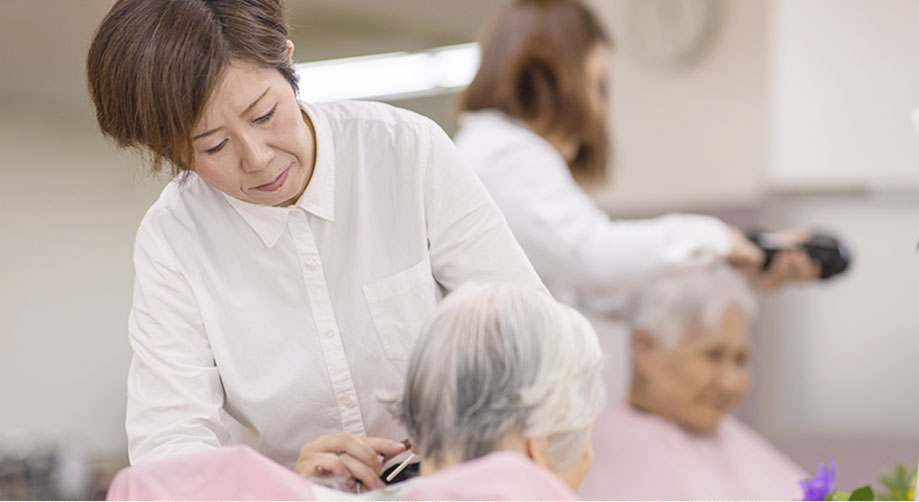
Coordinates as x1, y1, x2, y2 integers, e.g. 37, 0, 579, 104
305, 259, 318, 270
342, 397, 355, 408
323, 329, 334, 339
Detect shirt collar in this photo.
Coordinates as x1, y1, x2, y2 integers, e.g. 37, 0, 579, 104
297, 101, 336, 222
459, 108, 528, 130
222, 101, 336, 248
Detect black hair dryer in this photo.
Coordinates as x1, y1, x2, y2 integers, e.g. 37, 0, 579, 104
745, 230, 851, 280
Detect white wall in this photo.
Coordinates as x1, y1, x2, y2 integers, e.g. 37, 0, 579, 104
753, 0, 919, 448
767, 0, 919, 191
751, 194, 919, 488
753, 195, 919, 437
0, 105, 166, 456
588, 0, 768, 214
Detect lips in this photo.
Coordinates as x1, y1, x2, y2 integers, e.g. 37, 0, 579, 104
707, 396, 735, 412
253, 167, 290, 192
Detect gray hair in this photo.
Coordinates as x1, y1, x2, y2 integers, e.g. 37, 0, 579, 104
628, 265, 756, 348
389, 282, 605, 471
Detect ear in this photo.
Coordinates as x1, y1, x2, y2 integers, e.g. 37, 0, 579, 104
285, 40, 295, 63
524, 437, 551, 470
632, 330, 659, 375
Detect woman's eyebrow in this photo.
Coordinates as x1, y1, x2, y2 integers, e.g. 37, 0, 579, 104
240, 87, 271, 117
193, 87, 271, 140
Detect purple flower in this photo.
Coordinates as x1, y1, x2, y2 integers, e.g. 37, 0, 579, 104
800, 461, 837, 501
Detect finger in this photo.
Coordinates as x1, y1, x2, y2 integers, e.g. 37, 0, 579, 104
310, 433, 382, 471
768, 254, 797, 286
769, 252, 795, 275
791, 251, 821, 280
331, 435, 384, 472
807, 258, 822, 278
779, 251, 816, 281
779, 228, 811, 244
339, 453, 386, 490
296, 452, 350, 480
726, 226, 764, 270
728, 250, 762, 270
299, 433, 347, 457
760, 250, 820, 289
736, 242, 765, 269
362, 437, 408, 460
734, 256, 760, 270
754, 272, 781, 291
751, 256, 787, 290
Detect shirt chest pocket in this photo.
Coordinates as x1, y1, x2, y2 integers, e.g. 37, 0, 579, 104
362, 256, 437, 361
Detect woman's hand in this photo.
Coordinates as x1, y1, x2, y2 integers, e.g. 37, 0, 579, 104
750, 248, 821, 290
294, 433, 407, 492
748, 229, 821, 290
725, 225, 765, 271
726, 226, 820, 290
728, 227, 821, 290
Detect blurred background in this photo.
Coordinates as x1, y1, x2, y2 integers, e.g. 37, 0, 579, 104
2, 0, 919, 498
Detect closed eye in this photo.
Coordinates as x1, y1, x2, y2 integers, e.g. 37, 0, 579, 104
254, 105, 276, 125
205, 139, 227, 155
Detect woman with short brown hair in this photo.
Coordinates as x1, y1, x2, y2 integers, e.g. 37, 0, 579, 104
87, 0, 543, 492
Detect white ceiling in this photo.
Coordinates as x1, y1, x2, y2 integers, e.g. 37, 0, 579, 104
288, 0, 504, 60
0, 0, 506, 115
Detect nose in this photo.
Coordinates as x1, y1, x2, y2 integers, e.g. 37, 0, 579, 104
718, 364, 749, 397
238, 131, 273, 173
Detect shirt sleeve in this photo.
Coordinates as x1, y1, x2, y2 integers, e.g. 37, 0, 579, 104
419, 119, 547, 295
126, 219, 229, 465
475, 142, 731, 307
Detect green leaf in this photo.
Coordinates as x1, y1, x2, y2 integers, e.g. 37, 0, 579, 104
878, 463, 915, 500
848, 485, 874, 501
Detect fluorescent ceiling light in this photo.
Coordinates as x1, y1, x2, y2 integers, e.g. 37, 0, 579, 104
295, 43, 480, 102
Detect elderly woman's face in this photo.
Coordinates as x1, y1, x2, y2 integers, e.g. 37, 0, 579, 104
639, 306, 751, 432
191, 60, 313, 207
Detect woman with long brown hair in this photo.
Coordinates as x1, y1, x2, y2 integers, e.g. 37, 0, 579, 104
86, 0, 542, 492
455, 0, 818, 313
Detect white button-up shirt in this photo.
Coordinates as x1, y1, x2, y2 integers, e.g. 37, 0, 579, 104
454, 110, 731, 314
126, 101, 543, 467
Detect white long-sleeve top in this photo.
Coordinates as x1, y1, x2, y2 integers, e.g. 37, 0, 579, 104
453, 110, 731, 314
126, 100, 543, 467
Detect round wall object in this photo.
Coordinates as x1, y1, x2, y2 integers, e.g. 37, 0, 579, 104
625, 0, 723, 71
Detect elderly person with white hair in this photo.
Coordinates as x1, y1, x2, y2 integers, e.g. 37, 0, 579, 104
314, 281, 607, 499
579, 265, 806, 501
391, 281, 606, 498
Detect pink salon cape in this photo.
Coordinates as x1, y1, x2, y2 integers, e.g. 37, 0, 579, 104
406, 451, 577, 500
106, 445, 576, 500
579, 405, 806, 500
106, 445, 315, 500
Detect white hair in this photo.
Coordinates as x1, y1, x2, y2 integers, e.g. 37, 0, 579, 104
388, 282, 605, 471
628, 265, 756, 348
